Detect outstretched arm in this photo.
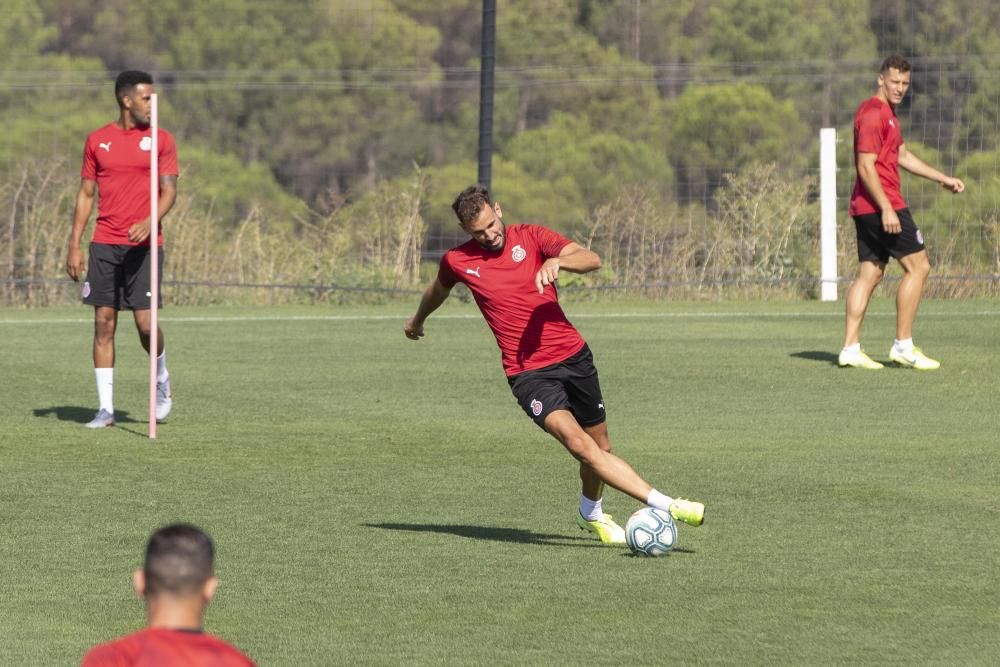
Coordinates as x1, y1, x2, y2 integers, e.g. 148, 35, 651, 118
405, 277, 453, 340
535, 242, 601, 293
898, 145, 965, 193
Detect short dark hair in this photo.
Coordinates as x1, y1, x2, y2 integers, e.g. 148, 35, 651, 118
880, 55, 911, 74
115, 70, 153, 104
143, 524, 215, 596
452, 184, 492, 227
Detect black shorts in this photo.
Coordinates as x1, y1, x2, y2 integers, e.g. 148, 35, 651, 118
507, 343, 607, 430
82, 243, 164, 311
853, 208, 926, 263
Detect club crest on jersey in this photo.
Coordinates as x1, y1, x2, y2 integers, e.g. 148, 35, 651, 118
530, 398, 543, 416
511, 244, 526, 263
140, 136, 152, 151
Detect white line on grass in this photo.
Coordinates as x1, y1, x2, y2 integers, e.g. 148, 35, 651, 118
2, 310, 999, 325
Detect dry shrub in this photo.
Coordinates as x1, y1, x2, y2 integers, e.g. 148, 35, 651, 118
583, 164, 818, 299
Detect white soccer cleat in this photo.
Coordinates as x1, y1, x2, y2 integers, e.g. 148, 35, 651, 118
889, 346, 940, 370
155, 377, 173, 422
85, 409, 115, 429
838, 349, 884, 369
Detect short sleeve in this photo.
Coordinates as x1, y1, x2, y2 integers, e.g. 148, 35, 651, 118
528, 225, 573, 258
855, 108, 884, 155
80, 138, 97, 181
437, 252, 460, 288
159, 131, 178, 177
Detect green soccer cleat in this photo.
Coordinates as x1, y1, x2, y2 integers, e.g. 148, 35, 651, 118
889, 346, 940, 370
838, 349, 884, 369
669, 498, 705, 527
576, 512, 627, 545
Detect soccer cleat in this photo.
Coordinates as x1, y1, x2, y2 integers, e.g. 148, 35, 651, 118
669, 498, 705, 527
838, 349, 884, 369
889, 346, 940, 370
576, 512, 627, 545
85, 409, 115, 429
155, 376, 173, 422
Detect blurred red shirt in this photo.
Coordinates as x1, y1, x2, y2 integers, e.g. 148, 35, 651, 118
81, 627, 255, 667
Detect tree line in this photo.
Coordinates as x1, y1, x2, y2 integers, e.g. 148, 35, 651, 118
2, 0, 998, 305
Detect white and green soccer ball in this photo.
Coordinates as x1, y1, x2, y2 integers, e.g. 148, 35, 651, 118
625, 507, 677, 557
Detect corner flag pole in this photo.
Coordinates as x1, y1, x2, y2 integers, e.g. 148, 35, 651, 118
148, 93, 159, 439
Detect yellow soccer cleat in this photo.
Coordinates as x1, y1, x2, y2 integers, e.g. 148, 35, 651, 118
838, 349, 884, 369
889, 346, 940, 370
576, 512, 627, 545
669, 498, 705, 527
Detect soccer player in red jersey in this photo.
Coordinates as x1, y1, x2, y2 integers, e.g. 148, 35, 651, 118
65, 70, 179, 428
839, 55, 965, 371
405, 185, 705, 544
80, 524, 255, 667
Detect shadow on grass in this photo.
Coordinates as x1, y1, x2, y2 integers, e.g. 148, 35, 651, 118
33, 405, 138, 424
790, 350, 840, 366
622, 546, 696, 557
32, 406, 152, 438
365, 522, 604, 548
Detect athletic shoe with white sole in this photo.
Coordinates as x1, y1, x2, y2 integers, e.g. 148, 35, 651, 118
838, 349, 884, 369
85, 408, 115, 429
156, 377, 173, 422
576, 512, 627, 545
669, 498, 705, 527
889, 346, 940, 370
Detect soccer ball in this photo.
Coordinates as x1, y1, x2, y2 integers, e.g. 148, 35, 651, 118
625, 507, 677, 556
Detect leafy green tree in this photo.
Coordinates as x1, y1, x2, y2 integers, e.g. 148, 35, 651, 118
503, 112, 673, 213
668, 82, 806, 199
418, 156, 586, 248
179, 146, 310, 232
578, 0, 702, 99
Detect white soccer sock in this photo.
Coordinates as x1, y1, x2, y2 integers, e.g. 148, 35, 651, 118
646, 489, 674, 512
579, 494, 603, 521
95, 368, 114, 413
156, 350, 168, 383
894, 338, 914, 353
841, 343, 861, 356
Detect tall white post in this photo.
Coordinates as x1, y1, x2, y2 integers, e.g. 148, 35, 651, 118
148, 94, 159, 439
819, 128, 838, 302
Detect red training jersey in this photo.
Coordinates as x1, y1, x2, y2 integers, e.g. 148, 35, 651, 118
80, 123, 179, 246
80, 627, 255, 667
438, 223, 586, 376
849, 96, 906, 216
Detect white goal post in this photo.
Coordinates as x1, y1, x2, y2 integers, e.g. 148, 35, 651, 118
819, 128, 839, 302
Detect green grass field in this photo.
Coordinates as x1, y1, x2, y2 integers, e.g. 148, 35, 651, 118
1, 297, 997, 666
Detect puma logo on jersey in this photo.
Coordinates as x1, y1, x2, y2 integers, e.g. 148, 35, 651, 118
99, 142, 112, 152
465, 267, 481, 278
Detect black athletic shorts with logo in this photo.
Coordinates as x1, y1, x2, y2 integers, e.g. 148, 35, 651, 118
853, 208, 925, 263
507, 343, 607, 430
82, 243, 164, 310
